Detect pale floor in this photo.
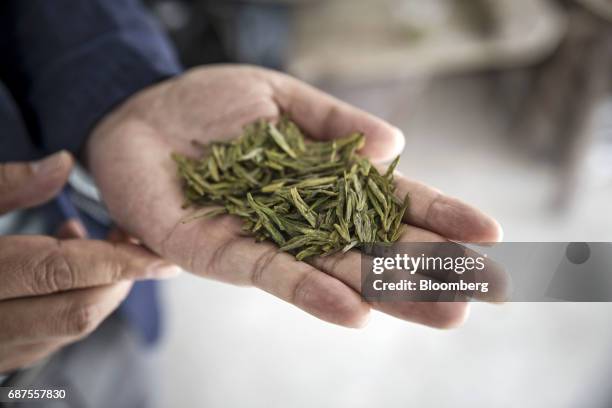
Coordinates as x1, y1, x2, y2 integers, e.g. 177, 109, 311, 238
155, 76, 612, 408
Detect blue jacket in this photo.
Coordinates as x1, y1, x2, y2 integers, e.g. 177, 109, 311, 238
0, 0, 181, 160
0, 0, 182, 344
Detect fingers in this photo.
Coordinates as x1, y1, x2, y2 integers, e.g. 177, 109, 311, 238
396, 228, 510, 303
0, 340, 65, 373
0, 236, 180, 300
0, 281, 133, 344
269, 71, 405, 163
310, 225, 507, 329
311, 228, 471, 329
166, 217, 370, 328
0, 151, 73, 215
390, 170, 503, 243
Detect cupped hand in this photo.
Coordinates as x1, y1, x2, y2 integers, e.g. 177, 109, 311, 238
87, 65, 503, 329
0, 152, 179, 374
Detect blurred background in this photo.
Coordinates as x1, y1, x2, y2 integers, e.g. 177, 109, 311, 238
140, 0, 612, 406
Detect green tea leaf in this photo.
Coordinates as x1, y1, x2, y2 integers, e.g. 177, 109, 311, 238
290, 188, 317, 228
268, 123, 297, 159
173, 118, 409, 261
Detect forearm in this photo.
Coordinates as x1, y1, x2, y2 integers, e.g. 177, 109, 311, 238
0, 0, 182, 154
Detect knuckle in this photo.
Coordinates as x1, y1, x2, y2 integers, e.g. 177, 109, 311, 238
0, 162, 32, 192
424, 192, 443, 227
291, 268, 317, 306
105, 243, 124, 282
0, 163, 15, 190
204, 236, 240, 279
63, 302, 101, 337
250, 247, 280, 288
33, 244, 75, 294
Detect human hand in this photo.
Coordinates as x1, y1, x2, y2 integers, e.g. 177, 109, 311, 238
86, 65, 503, 329
0, 152, 180, 374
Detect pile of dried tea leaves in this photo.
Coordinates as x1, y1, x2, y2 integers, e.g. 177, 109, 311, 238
173, 117, 409, 261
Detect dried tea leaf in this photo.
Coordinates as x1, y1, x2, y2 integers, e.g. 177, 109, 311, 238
173, 117, 409, 260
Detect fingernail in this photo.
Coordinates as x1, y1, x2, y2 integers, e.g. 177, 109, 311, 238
393, 126, 406, 145
32, 151, 69, 174
352, 311, 371, 329
148, 263, 182, 279
493, 220, 504, 243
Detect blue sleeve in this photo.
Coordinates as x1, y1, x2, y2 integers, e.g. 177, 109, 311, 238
0, 0, 182, 154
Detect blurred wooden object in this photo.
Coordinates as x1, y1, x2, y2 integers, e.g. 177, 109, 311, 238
576, 0, 612, 21
287, 0, 566, 84
515, 3, 612, 209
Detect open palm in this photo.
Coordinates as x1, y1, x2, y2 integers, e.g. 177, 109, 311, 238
86, 65, 503, 329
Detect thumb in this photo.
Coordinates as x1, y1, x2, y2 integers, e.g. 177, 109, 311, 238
0, 151, 74, 214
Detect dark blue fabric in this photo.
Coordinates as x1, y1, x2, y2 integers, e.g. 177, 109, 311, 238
0, 0, 182, 155
0, 0, 183, 344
